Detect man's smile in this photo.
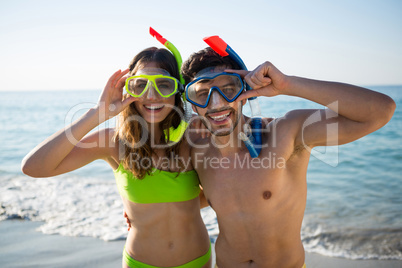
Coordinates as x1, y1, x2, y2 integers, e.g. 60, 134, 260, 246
206, 109, 233, 125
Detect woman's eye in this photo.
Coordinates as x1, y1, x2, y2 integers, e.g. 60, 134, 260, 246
137, 83, 147, 89
158, 83, 169, 89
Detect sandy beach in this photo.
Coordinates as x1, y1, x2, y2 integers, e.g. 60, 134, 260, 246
0, 220, 124, 268
1, 220, 400, 268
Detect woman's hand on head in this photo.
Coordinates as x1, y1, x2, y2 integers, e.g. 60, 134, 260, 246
96, 69, 136, 119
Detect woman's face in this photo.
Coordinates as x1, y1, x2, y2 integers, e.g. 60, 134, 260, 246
132, 62, 177, 124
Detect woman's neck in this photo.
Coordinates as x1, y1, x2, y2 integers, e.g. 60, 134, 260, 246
148, 123, 163, 145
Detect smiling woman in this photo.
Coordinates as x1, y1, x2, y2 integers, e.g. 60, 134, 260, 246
117, 49, 186, 178
20, 46, 212, 268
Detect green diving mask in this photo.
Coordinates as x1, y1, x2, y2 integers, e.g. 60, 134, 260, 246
125, 68, 184, 98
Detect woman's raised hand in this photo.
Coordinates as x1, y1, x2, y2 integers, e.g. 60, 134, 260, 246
96, 69, 136, 120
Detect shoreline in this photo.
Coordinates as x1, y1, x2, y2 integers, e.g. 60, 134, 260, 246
1, 220, 400, 268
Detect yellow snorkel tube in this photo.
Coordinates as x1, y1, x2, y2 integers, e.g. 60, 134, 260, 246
149, 27, 189, 143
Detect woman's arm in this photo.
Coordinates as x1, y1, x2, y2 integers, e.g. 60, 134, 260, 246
21, 69, 135, 177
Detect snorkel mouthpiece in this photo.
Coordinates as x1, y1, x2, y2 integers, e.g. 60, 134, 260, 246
238, 132, 259, 158
204, 35, 262, 158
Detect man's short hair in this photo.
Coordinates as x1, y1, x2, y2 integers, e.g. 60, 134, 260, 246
181, 47, 241, 85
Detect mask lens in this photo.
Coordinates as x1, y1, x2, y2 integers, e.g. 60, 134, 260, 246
155, 77, 177, 96
128, 78, 149, 96
187, 74, 243, 106
188, 81, 210, 107
219, 75, 242, 99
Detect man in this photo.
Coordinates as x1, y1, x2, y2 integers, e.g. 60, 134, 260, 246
181, 47, 395, 268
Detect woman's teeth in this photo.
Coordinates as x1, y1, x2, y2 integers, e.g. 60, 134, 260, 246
210, 112, 230, 122
145, 105, 164, 110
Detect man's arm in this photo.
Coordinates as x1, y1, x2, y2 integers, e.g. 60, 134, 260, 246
283, 76, 395, 148
228, 62, 395, 148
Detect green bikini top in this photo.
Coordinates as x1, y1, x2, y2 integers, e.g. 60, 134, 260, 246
113, 163, 200, 204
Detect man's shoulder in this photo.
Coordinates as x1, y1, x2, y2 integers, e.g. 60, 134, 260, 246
261, 116, 274, 126
260, 111, 310, 144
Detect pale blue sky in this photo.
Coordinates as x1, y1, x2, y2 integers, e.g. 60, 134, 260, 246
0, 0, 401, 91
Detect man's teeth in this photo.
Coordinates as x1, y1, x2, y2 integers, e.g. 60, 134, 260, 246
210, 112, 230, 121
145, 105, 164, 110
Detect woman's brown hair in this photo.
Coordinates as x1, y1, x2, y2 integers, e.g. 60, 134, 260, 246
115, 47, 184, 179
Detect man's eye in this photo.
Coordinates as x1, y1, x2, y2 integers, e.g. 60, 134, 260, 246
223, 87, 235, 93
196, 90, 209, 97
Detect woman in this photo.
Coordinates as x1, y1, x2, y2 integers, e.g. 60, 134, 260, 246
21, 47, 211, 268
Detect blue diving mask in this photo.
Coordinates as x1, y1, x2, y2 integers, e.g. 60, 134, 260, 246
185, 68, 245, 108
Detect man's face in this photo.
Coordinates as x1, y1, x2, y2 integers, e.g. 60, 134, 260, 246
187, 66, 246, 136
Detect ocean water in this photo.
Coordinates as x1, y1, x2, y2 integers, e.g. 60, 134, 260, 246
1, 86, 401, 260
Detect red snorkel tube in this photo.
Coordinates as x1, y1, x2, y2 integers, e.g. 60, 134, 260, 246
203, 36, 262, 158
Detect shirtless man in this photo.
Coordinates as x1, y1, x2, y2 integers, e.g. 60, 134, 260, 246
181, 47, 395, 268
